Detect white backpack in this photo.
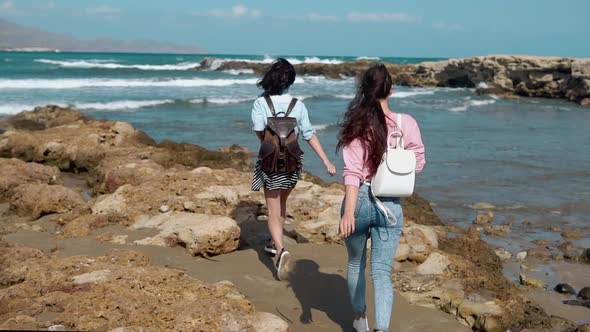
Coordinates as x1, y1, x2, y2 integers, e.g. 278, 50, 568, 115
370, 113, 416, 224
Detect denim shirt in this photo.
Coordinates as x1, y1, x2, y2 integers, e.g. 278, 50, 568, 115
251, 93, 316, 141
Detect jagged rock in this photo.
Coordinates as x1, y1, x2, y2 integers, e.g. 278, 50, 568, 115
0, 158, 61, 200
416, 252, 451, 275
9, 184, 87, 220
198, 55, 590, 105
132, 212, 240, 256
0, 243, 273, 331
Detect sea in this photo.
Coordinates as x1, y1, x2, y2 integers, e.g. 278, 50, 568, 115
1, 52, 589, 251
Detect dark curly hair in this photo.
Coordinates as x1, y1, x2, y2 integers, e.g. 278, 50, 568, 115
257, 58, 296, 96
337, 64, 394, 178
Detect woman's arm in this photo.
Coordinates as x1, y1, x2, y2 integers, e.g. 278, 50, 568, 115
255, 131, 264, 143
340, 185, 359, 237
306, 134, 336, 175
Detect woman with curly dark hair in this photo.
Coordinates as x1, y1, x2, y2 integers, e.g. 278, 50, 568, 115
337, 64, 425, 332
251, 58, 336, 280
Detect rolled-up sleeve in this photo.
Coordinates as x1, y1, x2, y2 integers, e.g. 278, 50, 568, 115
403, 115, 426, 174
343, 139, 366, 187
297, 102, 316, 141
251, 98, 266, 132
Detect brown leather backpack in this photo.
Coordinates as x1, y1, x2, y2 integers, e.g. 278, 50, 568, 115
258, 96, 303, 173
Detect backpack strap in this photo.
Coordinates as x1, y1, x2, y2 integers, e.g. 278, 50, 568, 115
285, 98, 298, 117
396, 113, 404, 148
264, 95, 276, 117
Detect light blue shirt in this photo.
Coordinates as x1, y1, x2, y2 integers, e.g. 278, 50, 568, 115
251, 93, 316, 141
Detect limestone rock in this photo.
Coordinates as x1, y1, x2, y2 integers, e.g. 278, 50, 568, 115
0, 158, 61, 200
474, 211, 494, 225
9, 184, 87, 220
519, 273, 546, 289
561, 229, 584, 239
72, 269, 112, 284
494, 248, 512, 261
395, 243, 411, 262
0, 243, 267, 332
133, 212, 240, 256
249, 312, 289, 332
416, 252, 451, 275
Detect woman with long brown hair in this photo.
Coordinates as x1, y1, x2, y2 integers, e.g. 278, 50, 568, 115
337, 64, 426, 332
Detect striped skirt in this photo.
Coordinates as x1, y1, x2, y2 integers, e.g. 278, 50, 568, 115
251, 157, 302, 191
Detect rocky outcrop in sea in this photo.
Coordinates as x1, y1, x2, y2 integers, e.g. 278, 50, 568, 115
198, 55, 590, 106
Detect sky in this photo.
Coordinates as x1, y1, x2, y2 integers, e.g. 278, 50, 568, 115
1, 0, 589, 57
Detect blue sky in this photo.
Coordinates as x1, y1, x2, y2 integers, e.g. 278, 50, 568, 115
1, 0, 589, 57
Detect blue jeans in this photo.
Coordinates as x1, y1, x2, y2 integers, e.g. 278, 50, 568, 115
342, 184, 404, 332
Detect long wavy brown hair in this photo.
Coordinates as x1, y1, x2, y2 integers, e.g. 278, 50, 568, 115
337, 64, 393, 178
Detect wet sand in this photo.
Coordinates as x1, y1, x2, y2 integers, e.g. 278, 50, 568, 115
4, 228, 470, 332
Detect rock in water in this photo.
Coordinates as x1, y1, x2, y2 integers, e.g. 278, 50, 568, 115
516, 251, 527, 261
554, 283, 577, 295
519, 274, 546, 289
494, 248, 512, 261
578, 287, 590, 300
563, 300, 590, 309
581, 248, 590, 264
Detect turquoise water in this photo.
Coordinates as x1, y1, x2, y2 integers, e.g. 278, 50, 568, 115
1, 51, 589, 251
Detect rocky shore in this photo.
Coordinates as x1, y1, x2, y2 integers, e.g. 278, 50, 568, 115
198, 55, 590, 106
1, 106, 589, 331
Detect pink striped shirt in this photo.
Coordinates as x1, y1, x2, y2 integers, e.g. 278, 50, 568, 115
342, 112, 426, 187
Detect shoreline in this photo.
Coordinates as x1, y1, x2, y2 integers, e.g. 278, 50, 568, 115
1, 106, 589, 331
197, 55, 590, 106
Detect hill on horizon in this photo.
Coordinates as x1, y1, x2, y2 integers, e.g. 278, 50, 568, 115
0, 18, 203, 54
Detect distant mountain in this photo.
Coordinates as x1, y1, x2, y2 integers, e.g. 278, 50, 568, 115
0, 18, 203, 54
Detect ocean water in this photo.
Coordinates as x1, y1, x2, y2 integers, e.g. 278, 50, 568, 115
1, 51, 589, 251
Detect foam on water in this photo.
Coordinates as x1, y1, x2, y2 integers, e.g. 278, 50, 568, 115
35, 59, 201, 70
0, 77, 305, 89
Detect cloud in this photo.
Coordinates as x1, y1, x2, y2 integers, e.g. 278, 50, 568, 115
0, 1, 14, 10
202, 5, 261, 19
86, 5, 122, 16
86, 5, 122, 20
347, 11, 420, 23
432, 22, 464, 31
305, 12, 340, 22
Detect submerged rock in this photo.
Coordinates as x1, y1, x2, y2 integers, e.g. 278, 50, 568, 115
519, 274, 546, 289
579, 287, 590, 300
554, 283, 577, 295
494, 248, 512, 261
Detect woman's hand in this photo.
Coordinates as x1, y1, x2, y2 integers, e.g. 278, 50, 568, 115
324, 160, 336, 176
339, 212, 355, 238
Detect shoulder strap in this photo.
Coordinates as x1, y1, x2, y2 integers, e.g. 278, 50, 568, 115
396, 113, 404, 148
264, 95, 276, 117
285, 98, 298, 117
